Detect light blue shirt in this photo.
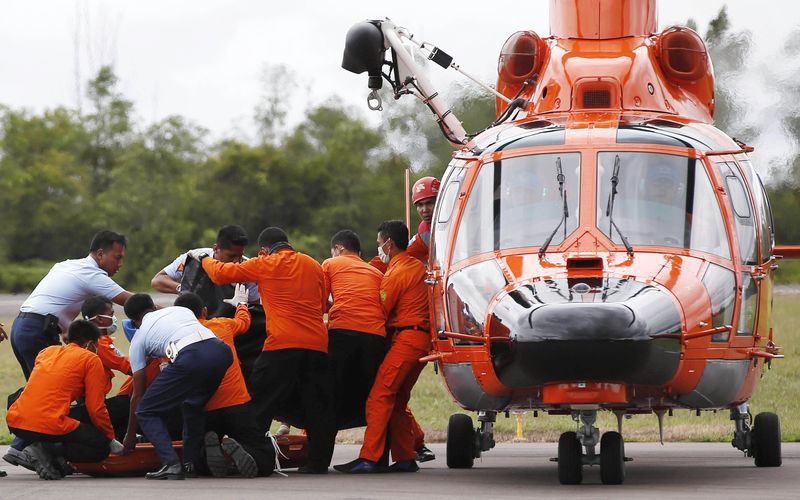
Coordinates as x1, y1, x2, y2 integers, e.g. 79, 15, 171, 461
128, 306, 215, 372
20, 255, 125, 331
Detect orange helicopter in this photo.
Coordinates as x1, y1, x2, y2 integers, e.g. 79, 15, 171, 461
342, 0, 800, 485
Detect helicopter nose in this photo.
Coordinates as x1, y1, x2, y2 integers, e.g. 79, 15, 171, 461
489, 277, 682, 388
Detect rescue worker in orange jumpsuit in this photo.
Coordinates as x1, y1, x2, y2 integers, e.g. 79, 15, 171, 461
174, 290, 275, 478
63, 296, 133, 440
195, 227, 335, 473
335, 220, 431, 473
322, 229, 387, 430
367, 177, 440, 463
81, 296, 131, 394
6, 320, 119, 480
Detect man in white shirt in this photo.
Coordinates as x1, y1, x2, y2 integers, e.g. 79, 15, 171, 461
150, 225, 260, 304
10, 230, 133, 380
122, 293, 233, 480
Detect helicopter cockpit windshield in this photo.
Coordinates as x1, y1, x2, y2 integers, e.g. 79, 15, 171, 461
596, 152, 730, 259
451, 153, 581, 263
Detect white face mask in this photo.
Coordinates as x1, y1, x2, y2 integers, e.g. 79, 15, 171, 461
377, 240, 391, 264
88, 314, 118, 335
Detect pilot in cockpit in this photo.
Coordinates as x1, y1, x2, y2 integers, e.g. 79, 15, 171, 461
634, 162, 687, 246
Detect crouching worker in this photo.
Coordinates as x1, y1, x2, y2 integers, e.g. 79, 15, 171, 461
174, 290, 275, 477
6, 320, 118, 480
122, 293, 233, 480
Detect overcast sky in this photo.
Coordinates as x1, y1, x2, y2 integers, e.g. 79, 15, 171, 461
0, 1, 798, 171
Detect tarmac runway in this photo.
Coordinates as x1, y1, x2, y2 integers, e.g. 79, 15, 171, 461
1, 442, 798, 499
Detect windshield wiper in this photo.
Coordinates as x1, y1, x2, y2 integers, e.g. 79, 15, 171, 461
538, 157, 569, 258
606, 154, 634, 256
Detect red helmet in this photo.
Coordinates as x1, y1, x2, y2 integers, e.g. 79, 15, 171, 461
412, 176, 441, 204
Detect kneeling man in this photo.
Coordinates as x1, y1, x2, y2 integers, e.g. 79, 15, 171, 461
123, 293, 233, 479
6, 320, 117, 480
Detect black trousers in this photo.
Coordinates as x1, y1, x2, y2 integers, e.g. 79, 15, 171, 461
328, 329, 387, 429
205, 402, 275, 476
9, 423, 110, 463
247, 348, 335, 469
68, 395, 183, 441
9, 314, 60, 380
136, 339, 232, 466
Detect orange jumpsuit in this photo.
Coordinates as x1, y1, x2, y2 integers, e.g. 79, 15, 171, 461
96, 334, 131, 395
202, 250, 327, 353
359, 251, 431, 462
7, 343, 115, 441
202, 303, 252, 411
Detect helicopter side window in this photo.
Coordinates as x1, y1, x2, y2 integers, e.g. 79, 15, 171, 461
432, 167, 465, 268
452, 164, 494, 263
717, 162, 758, 265
736, 272, 758, 336
740, 159, 774, 263
596, 152, 730, 259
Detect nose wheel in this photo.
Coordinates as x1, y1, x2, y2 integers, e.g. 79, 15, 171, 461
557, 410, 626, 485
731, 404, 782, 467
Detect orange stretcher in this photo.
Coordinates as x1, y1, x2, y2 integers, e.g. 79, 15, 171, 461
71, 435, 309, 476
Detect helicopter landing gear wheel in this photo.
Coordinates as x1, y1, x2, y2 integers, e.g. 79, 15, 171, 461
752, 412, 782, 467
600, 431, 625, 484
447, 413, 476, 469
557, 431, 582, 484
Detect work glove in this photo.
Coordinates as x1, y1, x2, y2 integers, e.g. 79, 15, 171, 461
109, 439, 124, 455
187, 248, 209, 261
223, 283, 249, 306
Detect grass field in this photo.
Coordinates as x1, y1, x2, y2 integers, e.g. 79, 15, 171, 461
2, 294, 798, 444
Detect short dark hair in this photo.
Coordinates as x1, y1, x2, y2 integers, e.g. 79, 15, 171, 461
378, 220, 409, 251
124, 293, 155, 322
258, 227, 289, 248
90, 230, 127, 252
216, 225, 249, 249
68, 320, 101, 345
174, 292, 205, 318
331, 229, 361, 254
81, 296, 113, 319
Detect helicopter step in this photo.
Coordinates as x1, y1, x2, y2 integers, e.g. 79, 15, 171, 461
730, 403, 782, 467
556, 409, 627, 485
446, 411, 497, 469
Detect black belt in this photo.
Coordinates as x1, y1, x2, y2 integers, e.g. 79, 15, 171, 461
18, 312, 46, 321
389, 325, 427, 334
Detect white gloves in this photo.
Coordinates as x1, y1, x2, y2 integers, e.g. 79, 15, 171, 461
224, 283, 249, 306
187, 248, 209, 260
109, 439, 124, 455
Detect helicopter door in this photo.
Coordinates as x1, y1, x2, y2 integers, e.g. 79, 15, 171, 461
430, 166, 466, 339
739, 160, 776, 344
713, 160, 759, 348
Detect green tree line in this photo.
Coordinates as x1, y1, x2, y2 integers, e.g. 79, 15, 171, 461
1, 7, 799, 293
0, 67, 424, 291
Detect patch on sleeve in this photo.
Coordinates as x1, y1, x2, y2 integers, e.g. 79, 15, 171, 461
380, 289, 387, 303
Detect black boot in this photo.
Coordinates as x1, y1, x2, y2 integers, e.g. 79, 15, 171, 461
182, 462, 199, 478
145, 462, 184, 480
